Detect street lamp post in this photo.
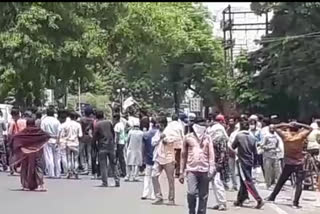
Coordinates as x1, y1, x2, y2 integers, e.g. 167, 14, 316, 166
116, 88, 126, 116
78, 77, 81, 116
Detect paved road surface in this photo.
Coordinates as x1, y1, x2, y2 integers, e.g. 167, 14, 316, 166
0, 172, 319, 214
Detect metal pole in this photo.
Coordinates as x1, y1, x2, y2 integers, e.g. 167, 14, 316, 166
120, 90, 123, 116
266, 11, 269, 35
228, 5, 234, 77
78, 77, 81, 115
65, 86, 68, 109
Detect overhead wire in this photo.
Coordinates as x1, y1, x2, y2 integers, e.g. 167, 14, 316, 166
257, 31, 320, 44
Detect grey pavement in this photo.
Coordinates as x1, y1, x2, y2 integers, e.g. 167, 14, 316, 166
0, 172, 319, 214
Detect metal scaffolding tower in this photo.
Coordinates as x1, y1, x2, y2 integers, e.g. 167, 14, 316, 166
221, 5, 270, 77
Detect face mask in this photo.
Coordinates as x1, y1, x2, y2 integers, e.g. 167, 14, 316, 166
192, 124, 206, 139
249, 125, 256, 130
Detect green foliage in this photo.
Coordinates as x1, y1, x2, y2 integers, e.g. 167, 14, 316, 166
0, 2, 225, 112
246, 2, 320, 119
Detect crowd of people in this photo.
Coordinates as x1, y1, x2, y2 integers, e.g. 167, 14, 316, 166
0, 106, 320, 213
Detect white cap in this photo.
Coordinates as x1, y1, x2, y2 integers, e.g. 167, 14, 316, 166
188, 113, 196, 120
249, 114, 258, 121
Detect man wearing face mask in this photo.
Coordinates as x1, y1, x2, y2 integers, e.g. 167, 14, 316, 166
179, 119, 215, 214
260, 124, 282, 189
266, 122, 312, 209
249, 118, 263, 180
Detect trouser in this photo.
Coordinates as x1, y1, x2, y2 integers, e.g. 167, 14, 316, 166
126, 165, 139, 180
263, 157, 280, 188
254, 154, 264, 178
152, 161, 175, 201
98, 149, 119, 186
175, 149, 181, 177
237, 162, 262, 203
187, 171, 210, 214
228, 157, 238, 188
116, 144, 126, 177
212, 172, 227, 206
66, 146, 79, 175
142, 164, 155, 199
269, 164, 305, 206
79, 137, 92, 172
91, 144, 100, 176
0, 139, 7, 170
59, 147, 68, 174
44, 143, 61, 178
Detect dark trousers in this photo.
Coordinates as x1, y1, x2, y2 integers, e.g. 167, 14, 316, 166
237, 162, 262, 203
175, 149, 181, 177
116, 144, 126, 177
79, 136, 92, 172
91, 144, 100, 176
269, 164, 305, 206
98, 149, 119, 186
187, 171, 210, 214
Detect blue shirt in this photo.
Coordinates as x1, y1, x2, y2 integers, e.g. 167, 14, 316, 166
143, 128, 158, 166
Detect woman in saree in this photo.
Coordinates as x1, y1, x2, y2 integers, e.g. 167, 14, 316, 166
10, 118, 50, 191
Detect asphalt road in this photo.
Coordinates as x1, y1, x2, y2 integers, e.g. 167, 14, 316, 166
0, 172, 319, 214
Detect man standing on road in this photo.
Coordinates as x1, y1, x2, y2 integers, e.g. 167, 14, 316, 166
151, 116, 176, 206
0, 111, 7, 171
114, 114, 127, 177
206, 113, 228, 211
260, 124, 281, 190
141, 118, 158, 200
232, 120, 264, 209
59, 111, 82, 179
227, 117, 239, 191
79, 107, 94, 175
180, 120, 215, 214
41, 107, 61, 178
266, 122, 312, 209
92, 110, 120, 187
162, 114, 184, 178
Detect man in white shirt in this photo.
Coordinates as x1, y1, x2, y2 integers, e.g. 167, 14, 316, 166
114, 114, 127, 177
59, 111, 83, 179
152, 117, 175, 206
206, 113, 229, 211
41, 107, 61, 178
163, 114, 184, 178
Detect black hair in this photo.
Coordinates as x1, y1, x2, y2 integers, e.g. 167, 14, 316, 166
0, 110, 3, 117
257, 114, 264, 121
96, 110, 104, 120
69, 111, 78, 120
240, 120, 249, 131
26, 118, 36, 127
46, 108, 55, 117
84, 106, 93, 117
150, 117, 158, 127
11, 108, 20, 117
157, 116, 167, 129
171, 114, 178, 121
113, 114, 120, 121
263, 117, 271, 126
35, 111, 42, 119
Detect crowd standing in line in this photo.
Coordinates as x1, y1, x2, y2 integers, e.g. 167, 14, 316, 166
0, 105, 320, 212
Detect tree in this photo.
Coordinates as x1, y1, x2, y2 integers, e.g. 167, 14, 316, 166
0, 2, 225, 113
247, 2, 320, 120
